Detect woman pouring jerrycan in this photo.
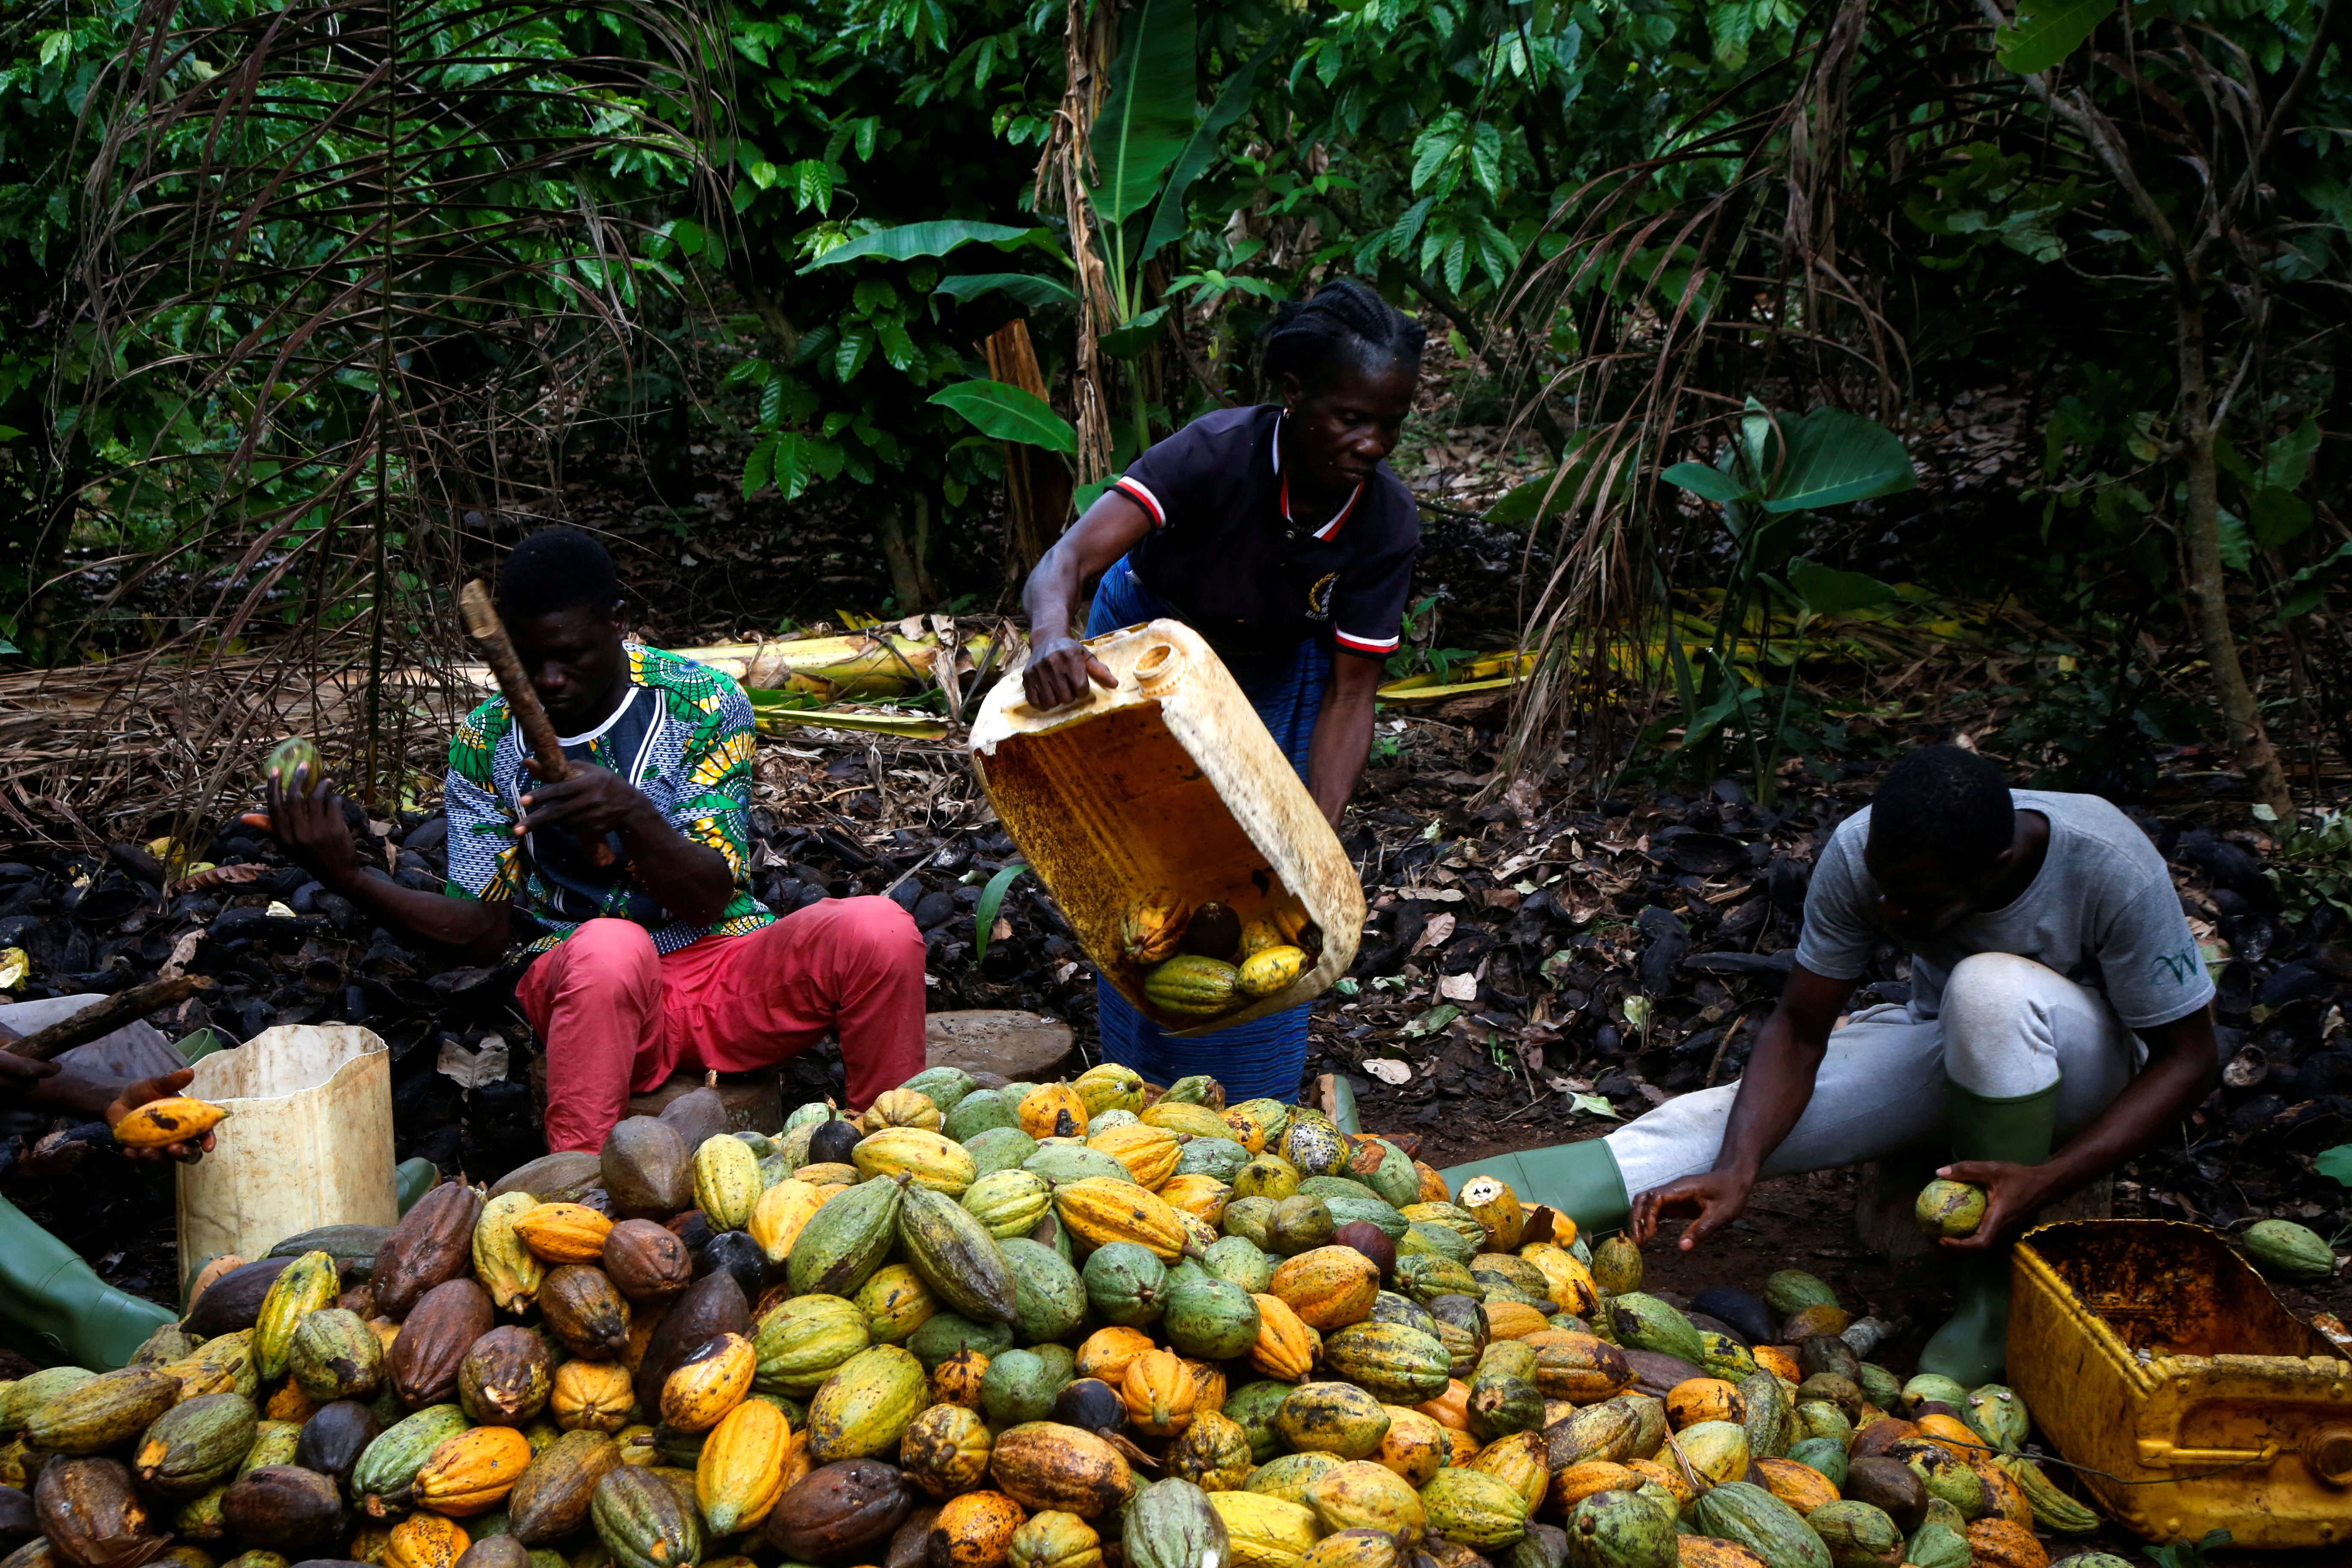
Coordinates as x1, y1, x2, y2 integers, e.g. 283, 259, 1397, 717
1018, 280, 1425, 1100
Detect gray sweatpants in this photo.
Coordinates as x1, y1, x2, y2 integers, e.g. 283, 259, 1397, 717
1603, 953, 2157, 1197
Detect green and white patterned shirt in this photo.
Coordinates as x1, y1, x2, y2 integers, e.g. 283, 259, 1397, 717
443, 643, 772, 955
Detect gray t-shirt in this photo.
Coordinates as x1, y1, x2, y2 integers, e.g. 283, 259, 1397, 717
1794, 789, 2214, 1030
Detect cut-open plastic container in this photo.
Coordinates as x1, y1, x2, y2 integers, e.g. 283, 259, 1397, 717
176, 1024, 398, 1270
2009, 1218, 2352, 1547
969, 620, 1364, 1036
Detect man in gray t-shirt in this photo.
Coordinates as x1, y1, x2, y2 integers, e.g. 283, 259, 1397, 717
1444, 746, 2221, 1385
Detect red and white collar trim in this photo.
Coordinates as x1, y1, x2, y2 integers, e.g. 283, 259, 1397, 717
1274, 419, 1363, 542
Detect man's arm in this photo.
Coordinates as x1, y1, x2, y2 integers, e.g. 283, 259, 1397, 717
1941, 1004, 2219, 1249
0, 1054, 217, 1162
1630, 962, 1858, 1250
251, 775, 511, 962
1019, 492, 1155, 709
1306, 652, 1382, 826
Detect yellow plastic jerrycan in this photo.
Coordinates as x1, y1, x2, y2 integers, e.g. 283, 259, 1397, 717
2008, 1218, 2352, 1548
968, 619, 1364, 1036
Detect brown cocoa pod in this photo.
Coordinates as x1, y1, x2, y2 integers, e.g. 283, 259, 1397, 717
334, 1285, 378, 1319
1850, 1418, 1917, 1459
488, 1152, 606, 1203
180, 1258, 296, 1338
601, 1221, 693, 1306
599, 1117, 690, 1220
505, 1430, 621, 1545
452, 1540, 529, 1568
0, 1483, 35, 1546
457, 1326, 553, 1427
884, 1504, 941, 1568
220, 1467, 344, 1553
368, 1184, 484, 1322
1617, 1347, 1706, 1399
1332, 1220, 1395, 1277
539, 1267, 632, 1363
386, 1278, 494, 1409
0, 1538, 59, 1568
656, 1083, 730, 1154
631, 1268, 747, 1414
1841, 1456, 1928, 1533
32, 1459, 164, 1568
762, 1459, 912, 1561
294, 1402, 381, 1489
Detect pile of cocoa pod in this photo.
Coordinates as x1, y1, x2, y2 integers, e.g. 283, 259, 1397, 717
0, 1064, 2120, 1568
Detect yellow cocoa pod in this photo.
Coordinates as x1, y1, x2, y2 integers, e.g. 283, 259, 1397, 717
748, 1179, 830, 1264
1269, 1246, 1380, 1330
254, 1251, 338, 1381
511, 1204, 612, 1265
660, 1332, 756, 1432
113, 1097, 229, 1148
692, 1135, 762, 1231
1306, 1461, 1425, 1544
411, 1425, 533, 1515
1454, 1175, 1526, 1252
1054, 1177, 1191, 1260
551, 1359, 635, 1432
1119, 1349, 1198, 1438
697, 1396, 792, 1535
1157, 1175, 1232, 1224
1235, 946, 1309, 999
1072, 1064, 1146, 1118
1018, 1084, 1090, 1140
860, 1088, 943, 1133
1371, 1406, 1448, 1488
854, 1264, 937, 1344
384, 1512, 468, 1568
853, 1127, 978, 1195
1208, 1491, 1320, 1568
1085, 1125, 1182, 1189
1247, 1294, 1321, 1383
471, 1192, 544, 1314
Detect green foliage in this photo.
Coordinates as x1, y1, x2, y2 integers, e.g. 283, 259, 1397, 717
1653, 403, 1915, 799
972, 862, 1029, 963
2253, 804, 2352, 926
1995, 0, 2117, 75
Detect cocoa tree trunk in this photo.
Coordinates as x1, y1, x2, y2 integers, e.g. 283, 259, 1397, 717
2175, 289, 2292, 815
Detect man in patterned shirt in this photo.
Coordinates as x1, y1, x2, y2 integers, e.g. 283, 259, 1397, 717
258, 527, 926, 1150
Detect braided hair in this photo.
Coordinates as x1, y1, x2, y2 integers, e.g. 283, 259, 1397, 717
496, 526, 622, 622
1868, 745, 2015, 868
1262, 278, 1427, 394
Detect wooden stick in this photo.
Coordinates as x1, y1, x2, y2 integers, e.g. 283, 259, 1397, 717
456, 581, 616, 866
3, 975, 215, 1063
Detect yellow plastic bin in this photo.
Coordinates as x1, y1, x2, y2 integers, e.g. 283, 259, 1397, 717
175, 1024, 399, 1270
2008, 1218, 2352, 1548
968, 619, 1364, 1036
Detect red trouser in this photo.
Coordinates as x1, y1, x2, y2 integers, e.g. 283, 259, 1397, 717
518, 897, 927, 1153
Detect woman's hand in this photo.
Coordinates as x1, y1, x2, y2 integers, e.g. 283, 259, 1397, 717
1022, 636, 1117, 711
0, 1051, 61, 1098
103, 1068, 216, 1163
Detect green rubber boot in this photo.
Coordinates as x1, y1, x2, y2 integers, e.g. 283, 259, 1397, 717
1438, 1138, 1630, 1238
1916, 1077, 2060, 1387
0, 1190, 175, 1371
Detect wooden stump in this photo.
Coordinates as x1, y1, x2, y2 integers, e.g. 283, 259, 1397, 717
925, 1010, 1077, 1081
628, 1071, 784, 1134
